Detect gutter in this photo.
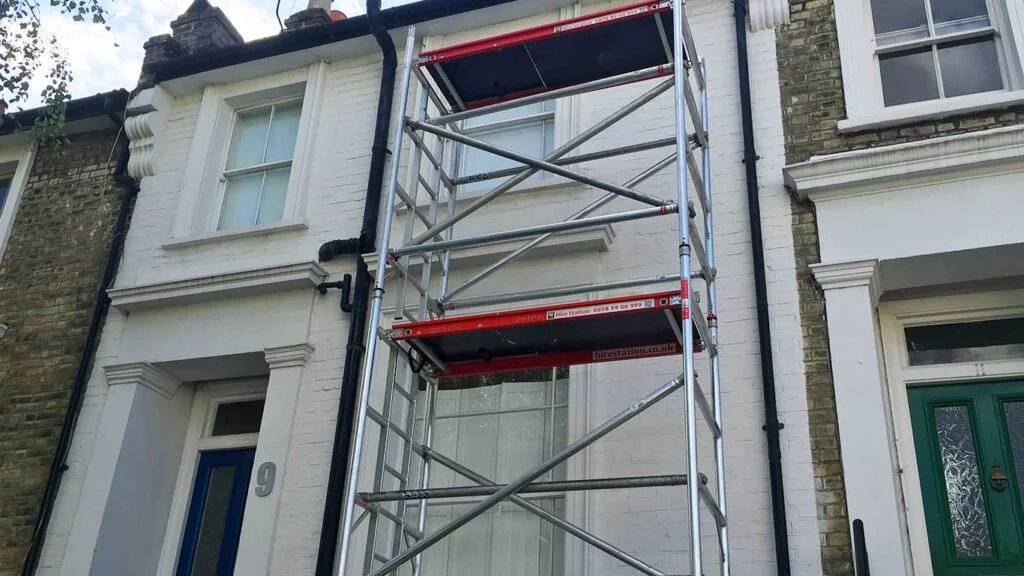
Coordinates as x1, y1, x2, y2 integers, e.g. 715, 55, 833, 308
149, 0, 521, 84
21, 90, 137, 576
314, 0, 397, 572
733, 1, 792, 573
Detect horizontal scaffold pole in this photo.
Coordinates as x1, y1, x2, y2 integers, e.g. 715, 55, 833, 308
391, 205, 677, 257
406, 445, 674, 576
360, 474, 689, 503
407, 118, 670, 208
452, 137, 677, 186
447, 274, 684, 311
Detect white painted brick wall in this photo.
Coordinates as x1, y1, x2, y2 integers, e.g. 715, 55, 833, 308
40, 1, 821, 575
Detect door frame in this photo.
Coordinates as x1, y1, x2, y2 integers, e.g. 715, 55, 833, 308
879, 288, 1024, 576
156, 378, 268, 576
175, 447, 256, 576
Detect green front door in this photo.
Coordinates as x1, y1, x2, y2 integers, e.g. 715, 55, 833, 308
909, 381, 1024, 575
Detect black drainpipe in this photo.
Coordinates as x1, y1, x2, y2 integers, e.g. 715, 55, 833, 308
22, 97, 140, 576
734, 0, 792, 573
315, 0, 397, 573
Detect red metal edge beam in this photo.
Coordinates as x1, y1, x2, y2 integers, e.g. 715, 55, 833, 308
415, 0, 673, 66
390, 290, 681, 340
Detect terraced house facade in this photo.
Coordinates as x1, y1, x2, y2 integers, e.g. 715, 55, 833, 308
10, 0, 1024, 575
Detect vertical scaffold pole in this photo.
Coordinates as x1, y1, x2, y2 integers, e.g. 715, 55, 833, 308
671, 1, 703, 575
336, 25, 418, 576
701, 58, 729, 575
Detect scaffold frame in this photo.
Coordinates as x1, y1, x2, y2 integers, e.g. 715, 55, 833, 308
333, 1, 729, 574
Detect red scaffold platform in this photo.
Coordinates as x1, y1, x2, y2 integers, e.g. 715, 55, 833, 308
389, 290, 702, 377
417, 0, 676, 110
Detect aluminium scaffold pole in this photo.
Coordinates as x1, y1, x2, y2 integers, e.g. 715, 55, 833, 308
672, 0, 703, 574
336, 26, 418, 576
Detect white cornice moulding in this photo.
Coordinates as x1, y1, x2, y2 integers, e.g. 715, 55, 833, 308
104, 362, 182, 399
784, 125, 1024, 201
748, 0, 790, 31
108, 261, 328, 312
810, 259, 881, 306
364, 225, 614, 274
264, 343, 314, 369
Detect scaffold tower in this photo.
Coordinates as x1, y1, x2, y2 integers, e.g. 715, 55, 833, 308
335, 1, 728, 574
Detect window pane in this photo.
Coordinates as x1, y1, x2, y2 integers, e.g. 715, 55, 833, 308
226, 108, 272, 170
905, 317, 1024, 366
0, 177, 10, 212
931, 0, 990, 36
218, 172, 264, 230
190, 465, 237, 575
462, 121, 551, 192
879, 47, 940, 106
265, 101, 303, 163
1004, 401, 1024, 500
211, 400, 265, 436
938, 38, 1003, 98
256, 167, 290, 225
870, 0, 928, 45
932, 405, 993, 558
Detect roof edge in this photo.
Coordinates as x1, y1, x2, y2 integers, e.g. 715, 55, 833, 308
149, 0, 520, 84
0, 89, 130, 136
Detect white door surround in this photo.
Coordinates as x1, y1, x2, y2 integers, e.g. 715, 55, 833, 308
879, 288, 1024, 576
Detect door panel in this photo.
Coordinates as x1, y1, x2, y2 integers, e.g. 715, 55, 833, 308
909, 381, 1024, 576
176, 448, 255, 576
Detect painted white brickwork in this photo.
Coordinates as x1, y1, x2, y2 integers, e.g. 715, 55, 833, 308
36, 1, 820, 574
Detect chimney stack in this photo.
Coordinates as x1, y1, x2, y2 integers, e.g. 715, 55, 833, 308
285, 0, 334, 30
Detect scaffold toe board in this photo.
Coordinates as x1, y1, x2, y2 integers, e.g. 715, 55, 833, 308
389, 290, 702, 377
417, 0, 675, 110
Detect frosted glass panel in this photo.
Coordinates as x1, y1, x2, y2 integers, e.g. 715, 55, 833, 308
933, 405, 993, 558
265, 101, 303, 163
190, 466, 237, 576
219, 173, 264, 230
1004, 401, 1024, 500
462, 122, 550, 192
257, 168, 290, 224
412, 369, 568, 575
226, 108, 272, 170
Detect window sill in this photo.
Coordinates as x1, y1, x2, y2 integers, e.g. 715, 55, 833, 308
163, 218, 308, 250
838, 90, 1024, 134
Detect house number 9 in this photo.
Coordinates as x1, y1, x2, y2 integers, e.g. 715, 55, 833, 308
255, 462, 276, 497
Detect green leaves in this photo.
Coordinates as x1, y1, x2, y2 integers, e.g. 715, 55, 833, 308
0, 0, 111, 138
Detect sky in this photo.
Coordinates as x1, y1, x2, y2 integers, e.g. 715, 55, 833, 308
21, 0, 412, 109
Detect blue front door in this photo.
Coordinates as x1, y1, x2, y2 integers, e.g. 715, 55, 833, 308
176, 448, 255, 576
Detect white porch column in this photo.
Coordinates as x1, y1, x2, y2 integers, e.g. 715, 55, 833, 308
234, 343, 314, 575
61, 363, 190, 576
810, 260, 912, 576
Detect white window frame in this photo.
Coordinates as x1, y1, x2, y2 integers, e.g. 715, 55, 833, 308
836, 0, 1024, 131
0, 143, 36, 263
155, 378, 268, 576
214, 96, 305, 231
879, 288, 1024, 576
170, 62, 327, 246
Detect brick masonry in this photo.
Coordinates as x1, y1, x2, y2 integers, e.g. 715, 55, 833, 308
775, 0, 1024, 573
0, 129, 125, 576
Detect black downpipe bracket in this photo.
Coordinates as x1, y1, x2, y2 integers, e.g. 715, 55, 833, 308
22, 97, 140, 576
734, 1, 792, 573
315, 0, 397, 573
